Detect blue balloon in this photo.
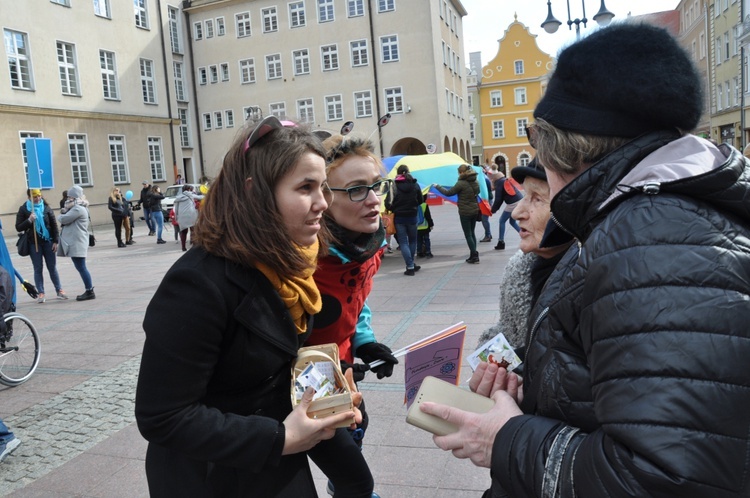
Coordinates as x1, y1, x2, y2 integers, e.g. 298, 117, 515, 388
125, 190, 133, 200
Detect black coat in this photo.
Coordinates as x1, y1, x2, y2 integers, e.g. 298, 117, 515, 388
385, 176, 423, 219
492, 132, 750, 497
15, 201, 59, 243
135, 247, 364, 497
107, 196, 127, 219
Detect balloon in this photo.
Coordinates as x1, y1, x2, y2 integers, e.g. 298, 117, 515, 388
125, 190, 133, 200
199, 184, 208, 194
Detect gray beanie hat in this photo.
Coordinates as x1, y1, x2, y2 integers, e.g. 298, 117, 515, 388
534, 23, 702, 137
68, 185, 83, 199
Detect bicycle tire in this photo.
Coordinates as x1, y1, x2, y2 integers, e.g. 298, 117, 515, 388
0, 312, 41, 386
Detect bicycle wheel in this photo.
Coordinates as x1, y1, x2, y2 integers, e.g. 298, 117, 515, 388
0, 312, 41, 386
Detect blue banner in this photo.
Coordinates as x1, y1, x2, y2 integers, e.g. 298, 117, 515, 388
25, 138, 54, 189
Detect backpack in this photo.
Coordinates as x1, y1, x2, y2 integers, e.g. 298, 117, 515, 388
503, 178, 521, 197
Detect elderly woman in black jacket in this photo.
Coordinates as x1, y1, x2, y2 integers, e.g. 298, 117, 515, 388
422, 24, 750, 498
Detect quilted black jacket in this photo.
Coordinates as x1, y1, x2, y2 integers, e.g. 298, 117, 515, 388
491, 131, 750, 497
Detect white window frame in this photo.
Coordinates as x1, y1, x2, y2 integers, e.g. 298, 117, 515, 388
717, 84, 723, 110
380, 35, 399, 62
321, 44, 339, 71
348, 0, 364, 16
379, 0, 395, 12
290, 2, 306, 27
318, 0, 334, 22
209, 64, 218, 84
514, 87, 527, 105
100, 49, 119, 100
68, 134, 92, 185
244, 106, 263, 121
266, 54, 282, 80
354, 90, 372, 117
239, 58, 256, 83
198, 67, 207, 85
236, 12, 251, 38
20, 131, 43, 182
514, 60, 524, 75
109, 135, 129, 184
220, 62, 229, 82
297, 98, 315, 123
203, 113, 212, 130
492, 120, 504, 139
384, 86, 403, 113
325, 94, 343, 121
140, 58, 157, 104
168, 7, 182, 53
94, 0, 111, 18
469, 122, 475, 141
467, 94, 473, 111
490, 90, 502, 107
270, 102, 286, 117
225, 109, 234, 128
516, 118, 528, 137
205, 19, 215, 38
214, 111, 223, 129
263, 7, 279, 33
134, 0, 149, 29
217, 17, 226, 36
293, 49, 311, 75
148, 137, 166, 181
4, 29, 34, 90
519, 153, 531, 167
173, 61, 187, 102
57, 41, 80, 96
350, 40, 368, 67
51, 0, 70, 6
178, 108, 191, 147
194, 21, 203, 40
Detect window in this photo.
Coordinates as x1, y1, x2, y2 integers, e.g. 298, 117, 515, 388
699, 32, 706, 60
326, 94, 343, 121
445, 89, 451, 113
266, 54, 282, 79
168, 7, 182, 53
51, 0, 70, 6
321, 44, 339, 71
225, 110, 234, 128
716, 37, 722, 64
203, 113, 212, 130
217, 17, 225, 36
263, 7, 278, 32
490, 90, 502, 107
57, 41, 79, 96
109, 135, 129, 184
205, 19, 215, 38
220, 62, 229, 81
134, 0, 149, 29
293, 49, 310, 75
290, 2, 306, 27
379, 0, 395, 12
469, 122, 475, 141
297, 98, 314, 123
270, 102, 286, 117
717, 84, 723, 110
214, 111, 223, 129
178, 108, 191, 147
724, 32, 730, 61
725, 81, 730, 108
381, 35, 399, 62
354, 90, 372, 117
99, 50, 119, 100
514, 60, 524, 75
94, 0, 111, 18
236, 12, 251, 37
239, 58, 256, 83
140, 58, 156, 103
174, 62, 186, 101
244, 106, 262, 121
348, 0, 364, 16
514, 87, 527, 105
734, 77, 740, 106
20, 132, 43, 181
318, 0, 334, 22
198, 67, 207, 85
194, 22, 203, 40
519, 153, 531, 167
517, 118, 528, 137
492, 120, 504, 139
68, 134, 91, 185
5, 29, 34, 90
148, 137, 166, 181
442, 41, 447, 65
384, 86, 403, 113
350, 40, 369, 67
209, 65, 218, 83
467, 94, 473, 110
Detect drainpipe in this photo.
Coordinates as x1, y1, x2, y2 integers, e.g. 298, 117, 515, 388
157, 0, 178, 180
183, 1, 206, 179
366, 0, 385, 156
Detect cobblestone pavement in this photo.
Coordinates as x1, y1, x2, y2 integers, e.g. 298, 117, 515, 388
0, 204, 519, 497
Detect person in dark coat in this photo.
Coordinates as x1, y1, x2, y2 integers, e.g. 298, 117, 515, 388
139, 181, 154, 235
107, 187, 128, 248
135, 116, 374, 497
421, 23, 750, 498
433, 164, 481, 263
384, 164, 423, 275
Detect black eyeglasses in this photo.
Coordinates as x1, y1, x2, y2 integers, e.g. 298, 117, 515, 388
524, 123, 537, 149
328, 179, 390, 202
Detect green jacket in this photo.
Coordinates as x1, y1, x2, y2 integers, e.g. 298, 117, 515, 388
435, 170, 480, 217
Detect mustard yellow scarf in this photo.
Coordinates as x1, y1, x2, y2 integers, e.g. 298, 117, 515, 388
255, 240, 322, 334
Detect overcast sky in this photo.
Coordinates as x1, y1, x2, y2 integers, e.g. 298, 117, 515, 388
460, 0, 681, 63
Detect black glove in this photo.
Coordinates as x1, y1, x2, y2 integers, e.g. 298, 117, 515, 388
340, 361, 370, 383
357, 342, 398, 379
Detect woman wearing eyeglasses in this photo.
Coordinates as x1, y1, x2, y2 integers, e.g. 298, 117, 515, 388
135, 117, 374, 497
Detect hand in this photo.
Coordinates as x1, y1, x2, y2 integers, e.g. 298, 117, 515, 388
51, 243, 58, 253
28, 213, 37, 222
421, 391, 523, 468
344, 368, 364, 428
357, 342, 398, 379
282, 388, 355, 455
469, 362, 523, 403
340, 360, 370, 383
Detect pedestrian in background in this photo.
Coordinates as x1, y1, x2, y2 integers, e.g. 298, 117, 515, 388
147, 185, 166, 244
433, 164, 481, 264
173, 184, 204, 251
139, 181, 154, 236
107, 187, 128, 248
416, 199, 434, 258
385, 165, 423, 275
58, 185, 95, 301
490, 165, 523, 251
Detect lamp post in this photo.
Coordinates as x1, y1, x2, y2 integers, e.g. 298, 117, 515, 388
542, 0, 615, 39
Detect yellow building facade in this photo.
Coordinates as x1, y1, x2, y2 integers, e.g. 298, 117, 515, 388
477, 17, 553, 172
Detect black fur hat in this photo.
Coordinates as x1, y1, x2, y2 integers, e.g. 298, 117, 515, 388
534, 23, 702, 137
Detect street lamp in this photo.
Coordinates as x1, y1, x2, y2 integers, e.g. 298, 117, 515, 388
541, 0, 615, 39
